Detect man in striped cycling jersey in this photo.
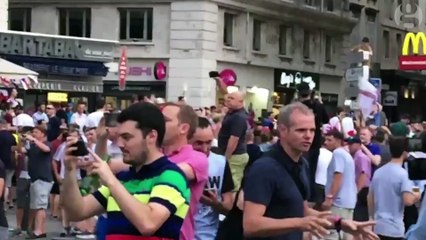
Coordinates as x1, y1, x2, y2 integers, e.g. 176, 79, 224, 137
60, 103, 191, 240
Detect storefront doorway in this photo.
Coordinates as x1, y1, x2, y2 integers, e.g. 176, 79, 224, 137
103, 81, 166, 110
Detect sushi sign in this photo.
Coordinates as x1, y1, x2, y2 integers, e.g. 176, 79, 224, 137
399, 32, 426, 70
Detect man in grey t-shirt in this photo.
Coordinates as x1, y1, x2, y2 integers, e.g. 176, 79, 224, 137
368, 136, 420, 240
323, 130, 357, 240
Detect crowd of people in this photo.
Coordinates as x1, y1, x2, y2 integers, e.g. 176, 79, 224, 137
0, 78, 424, 240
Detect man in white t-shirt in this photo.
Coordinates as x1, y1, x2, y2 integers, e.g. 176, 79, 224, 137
86, 99, 106, 129
70, 102, 88, 138
53, 129, 82, 237
314, 143, 332, 209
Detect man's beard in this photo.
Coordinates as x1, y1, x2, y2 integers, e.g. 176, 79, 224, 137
136, 150, 149, 166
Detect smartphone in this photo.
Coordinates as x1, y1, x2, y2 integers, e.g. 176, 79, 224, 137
72, 139, 89, 156
209, 71, 220, 78
21, 126, 34, 133
104, 112, 119, 127
203, 188, 216, 195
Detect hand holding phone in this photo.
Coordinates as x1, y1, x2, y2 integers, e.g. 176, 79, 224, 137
201, 188, 219, 207
209, 71, 220, 78
24, 134, 35, 142
71, 139, 89, 156
203, 188, 217, 197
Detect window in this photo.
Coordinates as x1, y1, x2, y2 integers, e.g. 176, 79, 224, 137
119, 8, 153, 41
366, 11, 376, 22
279, 25, 292, 55
303, 30, 311, 59
8, 8, 31, 32
396, 33, 402, 55
305, 0, 316, 6
325, 35, 333, 63
59, 8, 91, 37
383, 30, 390, 58
223, 13, 234, 47
325, 0, 334, 11
253, 19, 262, 51
349, 4, 361, 18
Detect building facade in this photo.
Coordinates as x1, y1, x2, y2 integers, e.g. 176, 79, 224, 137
343, 0, 426, 122
377, 0, 426, 121
0, 0, 6, 30
0, 30, 117, 110
8, 0, 358, 115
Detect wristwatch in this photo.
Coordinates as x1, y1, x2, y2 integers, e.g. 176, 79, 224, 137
334, 216, 342, 232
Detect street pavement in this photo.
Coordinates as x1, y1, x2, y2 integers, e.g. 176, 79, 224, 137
6, 208, 84, 240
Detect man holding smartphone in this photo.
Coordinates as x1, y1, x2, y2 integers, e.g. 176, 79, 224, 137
211, 72, 249, 192
52, 128, 83, 237
23, 125, 52, 239
92, 111, 124, 240
60, 103, 191, 240
191, 117, 235, 240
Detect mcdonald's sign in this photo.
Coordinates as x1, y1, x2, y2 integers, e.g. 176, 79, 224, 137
399, 32, 426, 70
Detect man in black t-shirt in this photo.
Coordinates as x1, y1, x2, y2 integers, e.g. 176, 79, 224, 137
55, 102, 69, 126
297, 83, 329, 203
25, 126, 52, 238
243, 103, 377, 240
0, 119, 17, 209
46, 104, 61, 142
217, 91, 249, 191
0, 160, 9, 239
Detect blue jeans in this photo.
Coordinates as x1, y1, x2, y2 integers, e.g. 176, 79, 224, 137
96, 215, 108, 240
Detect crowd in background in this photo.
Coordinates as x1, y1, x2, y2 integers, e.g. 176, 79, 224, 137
0, 81, 423, 240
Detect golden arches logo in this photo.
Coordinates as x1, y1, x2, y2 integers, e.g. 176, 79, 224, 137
402, 32, 426, 55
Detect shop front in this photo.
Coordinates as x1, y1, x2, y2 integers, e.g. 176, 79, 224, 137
273, 68, 343, 117
321, 93, 339, 116
103, 59, 167, 109
381, 70, 426, 122
23, 79, 103, 111
0, 30, 117, 111
273, 68, 320, 105
216, 62, 274, 117
103, 81, 166, 110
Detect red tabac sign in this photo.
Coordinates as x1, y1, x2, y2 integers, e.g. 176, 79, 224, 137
118, 48, 128, 91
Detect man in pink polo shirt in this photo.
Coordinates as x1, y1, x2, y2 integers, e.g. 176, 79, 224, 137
162, 103, 209, 240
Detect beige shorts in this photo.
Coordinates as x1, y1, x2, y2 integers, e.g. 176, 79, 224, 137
324, 206, 354, 240
228, 153, 249, 191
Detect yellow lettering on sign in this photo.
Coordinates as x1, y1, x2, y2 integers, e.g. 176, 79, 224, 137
402, 32, 426, 55
47, 92, 68, 102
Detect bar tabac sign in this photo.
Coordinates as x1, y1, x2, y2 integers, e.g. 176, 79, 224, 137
399, 32, 426, 70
